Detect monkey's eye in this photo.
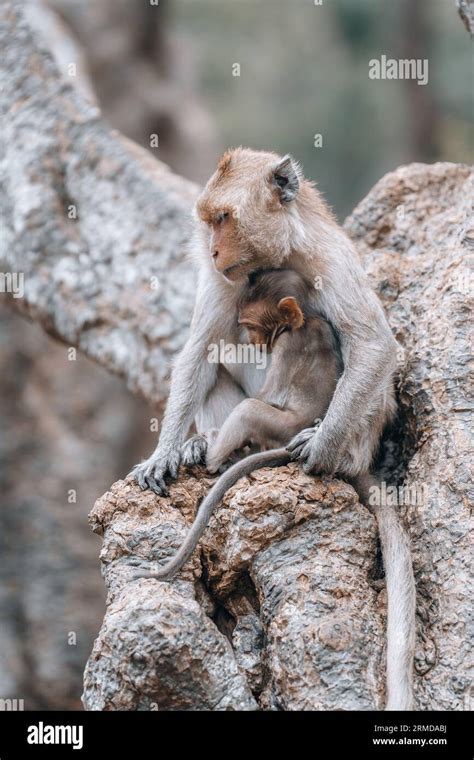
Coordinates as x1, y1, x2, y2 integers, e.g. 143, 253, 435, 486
216, 212, 229, 224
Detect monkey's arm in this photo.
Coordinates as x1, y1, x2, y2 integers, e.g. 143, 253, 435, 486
132, 280, 223, 494
132, 335, 218, 493
289, 334, 395, 476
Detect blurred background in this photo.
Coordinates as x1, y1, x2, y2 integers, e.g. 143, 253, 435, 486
0, 0, 471, 709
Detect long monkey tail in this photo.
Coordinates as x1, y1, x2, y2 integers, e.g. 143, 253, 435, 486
352, 472, 416, 711
134, 448, 290, 582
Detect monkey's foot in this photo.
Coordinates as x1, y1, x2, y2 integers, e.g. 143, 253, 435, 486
181, 430, 220, 467
205, 459, 227, 475
181, 434, 208, 466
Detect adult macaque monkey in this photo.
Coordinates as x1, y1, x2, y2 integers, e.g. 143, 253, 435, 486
133, 147, 399, 490
132, 148, 415, 710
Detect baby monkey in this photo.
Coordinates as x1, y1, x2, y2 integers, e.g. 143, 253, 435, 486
205, 269, 342, 472
136, 269, 342, 581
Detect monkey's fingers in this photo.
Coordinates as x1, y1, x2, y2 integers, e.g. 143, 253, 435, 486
286, 444, 303, 460
145, 473, 169, 496
131, 463, 152, 491
286, 427, 316, 459
145, 475, 169, 496
300, 440, 321, 474
167, 451, 181, 480
131, 460, 167, 494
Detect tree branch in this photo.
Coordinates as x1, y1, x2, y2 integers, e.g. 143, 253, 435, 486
0, 0, 199, 406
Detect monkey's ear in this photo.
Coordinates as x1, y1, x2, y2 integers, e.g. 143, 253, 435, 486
277, 297, 304, 329
271, 155, 300, 203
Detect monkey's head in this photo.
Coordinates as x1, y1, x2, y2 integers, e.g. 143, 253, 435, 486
237, 269, 306, 351
196, 148, 312, 282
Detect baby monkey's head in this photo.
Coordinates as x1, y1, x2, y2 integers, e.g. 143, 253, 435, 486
237, 269, 312, 351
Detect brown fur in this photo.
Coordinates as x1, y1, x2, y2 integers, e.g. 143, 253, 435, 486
206, 269, 342, 470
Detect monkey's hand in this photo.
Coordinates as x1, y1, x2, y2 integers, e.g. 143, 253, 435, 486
181, 430, 219, 467
131, 447, 181, 496
286, 424, 335, 474
286, 427, 315, 460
